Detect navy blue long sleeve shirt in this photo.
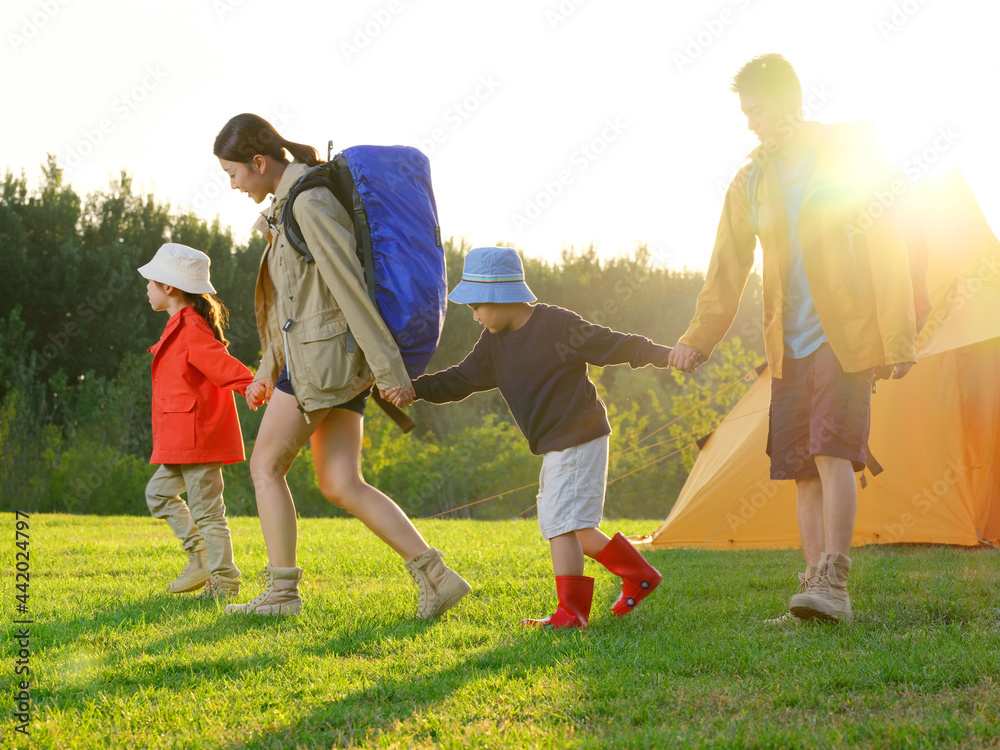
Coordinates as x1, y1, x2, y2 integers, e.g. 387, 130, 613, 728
412, 304, 672, 455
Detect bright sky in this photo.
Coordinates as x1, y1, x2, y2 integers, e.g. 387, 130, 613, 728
4, 0, 998, 270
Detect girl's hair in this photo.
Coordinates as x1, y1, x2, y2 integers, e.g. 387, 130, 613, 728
184, 291, 232, 348
213, 113, 320, 167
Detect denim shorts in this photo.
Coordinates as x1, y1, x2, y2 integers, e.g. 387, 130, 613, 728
766, 344, 873, 480
274, 365, 370, 415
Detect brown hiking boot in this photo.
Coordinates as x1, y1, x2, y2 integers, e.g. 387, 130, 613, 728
224, 566, 302, 616
764, 566, 817, 625
167, 546, 209, 593
789, 552, 853, 623
404, 548, 471, 619
198, 574, 240, 602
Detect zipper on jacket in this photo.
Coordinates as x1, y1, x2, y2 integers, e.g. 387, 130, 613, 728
282, 318, 311, 424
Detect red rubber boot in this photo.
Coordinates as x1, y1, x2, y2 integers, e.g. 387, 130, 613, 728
520, 575, 594, 629
595, 532, 663, 616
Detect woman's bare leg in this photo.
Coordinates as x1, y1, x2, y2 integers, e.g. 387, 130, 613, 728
310, 407, 429, 561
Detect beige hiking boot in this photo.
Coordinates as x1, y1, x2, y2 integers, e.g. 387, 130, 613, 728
198, 574, 241, 602
789, 552, 853, 623
168, 545, 209, 593
764, 566, 817, 625
404, 548, 471, 619
223, 566, 303, 616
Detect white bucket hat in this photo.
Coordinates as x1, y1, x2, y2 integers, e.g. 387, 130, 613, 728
137, 243, 217, 295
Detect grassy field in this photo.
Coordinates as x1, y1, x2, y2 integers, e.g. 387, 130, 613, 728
2, 514, 999, 749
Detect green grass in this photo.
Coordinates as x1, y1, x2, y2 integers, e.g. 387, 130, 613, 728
3, 515, 1000, 749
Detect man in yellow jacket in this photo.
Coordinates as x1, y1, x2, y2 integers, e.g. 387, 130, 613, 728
669, 54, 925, 624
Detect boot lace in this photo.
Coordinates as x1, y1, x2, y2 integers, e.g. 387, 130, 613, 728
243, 570, 275, 608
408, 569, 429, 611
179, 549, 203, 576
805, 561, 831, 595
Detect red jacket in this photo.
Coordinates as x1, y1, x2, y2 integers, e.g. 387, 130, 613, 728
148, 307, 254, 465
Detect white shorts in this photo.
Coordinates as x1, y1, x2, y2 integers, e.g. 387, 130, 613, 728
536, 434, 609, 540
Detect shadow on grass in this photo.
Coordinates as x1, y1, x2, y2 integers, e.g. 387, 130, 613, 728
221, 629, 586, 750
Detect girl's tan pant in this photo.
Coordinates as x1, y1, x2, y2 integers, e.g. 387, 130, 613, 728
145, 463, 240, 581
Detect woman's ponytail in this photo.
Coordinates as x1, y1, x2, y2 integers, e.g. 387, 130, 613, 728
214, 113, 320, 166
280, 139, 321, 167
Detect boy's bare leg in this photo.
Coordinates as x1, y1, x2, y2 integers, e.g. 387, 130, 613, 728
576, 527, 613, 558
550, 532, 585, 576
550, 528, 614, 575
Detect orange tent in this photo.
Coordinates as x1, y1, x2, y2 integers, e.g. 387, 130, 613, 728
638, 171, 1000, 550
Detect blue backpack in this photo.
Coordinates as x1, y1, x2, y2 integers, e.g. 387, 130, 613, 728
279, 144, 447, 382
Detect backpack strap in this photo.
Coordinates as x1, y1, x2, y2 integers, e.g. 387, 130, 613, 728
279, 161, 374, 354
279, 164, 340, 264
350, 190, 378, 309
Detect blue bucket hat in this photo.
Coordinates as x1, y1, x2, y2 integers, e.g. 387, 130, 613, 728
448, 246, 536, 304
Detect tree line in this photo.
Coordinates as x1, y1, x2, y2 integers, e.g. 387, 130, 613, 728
0, 158, 764, 519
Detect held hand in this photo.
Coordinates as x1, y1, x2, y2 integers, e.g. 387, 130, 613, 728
246, 378, 273, 410
381, 386, 416, 407
668, 343, 706, 373
245, 381, 264, 411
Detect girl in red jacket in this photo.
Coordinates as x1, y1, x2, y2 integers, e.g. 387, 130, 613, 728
139, 243, 255, 601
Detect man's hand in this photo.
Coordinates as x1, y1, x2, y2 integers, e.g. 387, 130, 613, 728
668, 343, 707, 373
889, 362, 913, 379
875, 362, 914, 381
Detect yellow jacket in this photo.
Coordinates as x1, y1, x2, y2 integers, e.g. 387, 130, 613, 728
679, 122, 918, 379
252, 162, 411, 413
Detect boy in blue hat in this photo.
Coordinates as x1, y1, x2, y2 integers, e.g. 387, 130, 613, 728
386, 246, 673, 629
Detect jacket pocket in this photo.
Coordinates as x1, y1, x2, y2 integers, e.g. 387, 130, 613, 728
159, 396, 197, 446
296, 317, 360, 392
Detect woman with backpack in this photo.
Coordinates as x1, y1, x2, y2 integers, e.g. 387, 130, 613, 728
214, 113, 469, 618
